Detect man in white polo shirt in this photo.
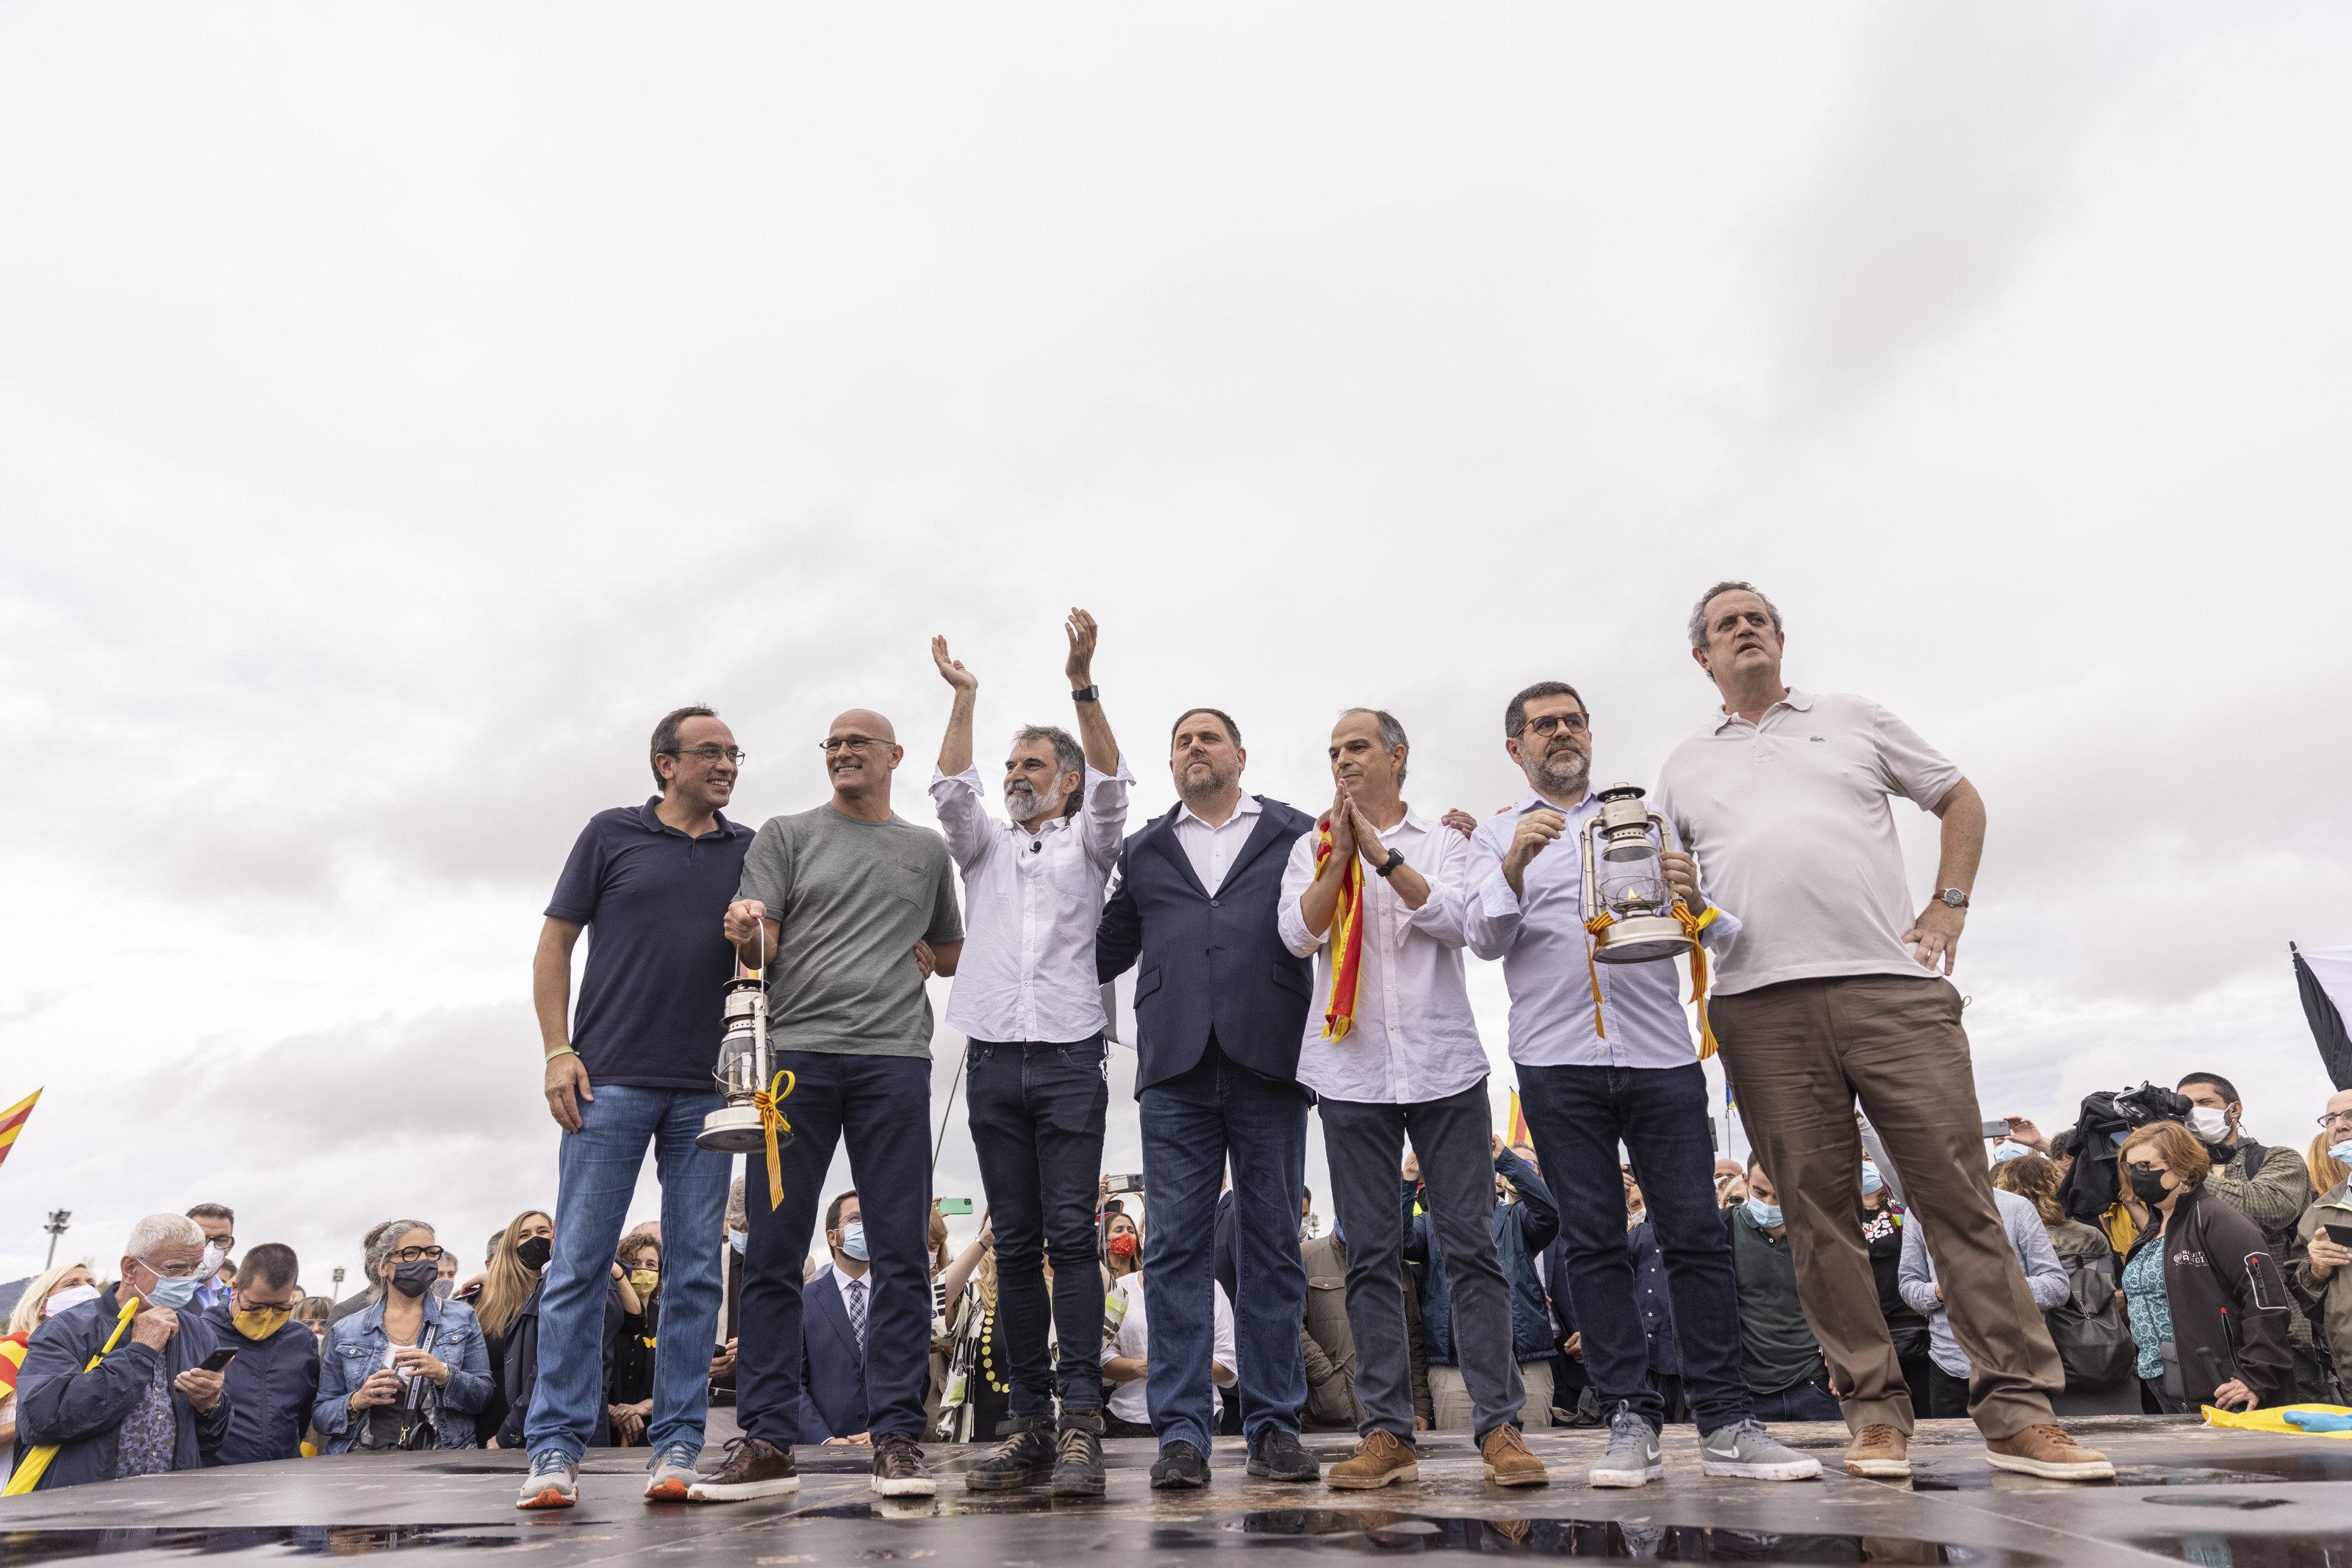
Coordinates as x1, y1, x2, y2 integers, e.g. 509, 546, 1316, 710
1652, 580, 2111, 1486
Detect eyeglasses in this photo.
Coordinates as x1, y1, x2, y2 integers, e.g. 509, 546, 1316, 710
2123, 1161, 2168, 1177
664, 745, 745, 764
1518, 713, 1588, 738
819, 735, 894, 755
137, 1255, 207, 1281
2321, 1110, 2352, 1131
390, 1245, 447, 1264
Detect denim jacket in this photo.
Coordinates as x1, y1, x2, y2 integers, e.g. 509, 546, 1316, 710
314, 1294, 492, 1451
1408, 1146, 1562, 1364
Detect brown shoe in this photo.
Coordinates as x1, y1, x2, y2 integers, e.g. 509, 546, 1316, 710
1984, 1424, 2115, 1481
870, 1431, 938, 1497
1480, 1424, 1549, 1489
1327, 1428, 1419, 1491
1842, 1424, 1910, 1479
686, 1436, 800, 1502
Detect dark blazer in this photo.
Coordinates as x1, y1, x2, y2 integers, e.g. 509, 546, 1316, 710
12, 1286, 232, 1489
201, 1302, 320, 1465
797, 1267, 869, 1443
1095, 794, 1317, 1090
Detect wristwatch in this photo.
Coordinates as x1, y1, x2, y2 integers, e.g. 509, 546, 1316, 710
1374, 848, 1405, 879
1070, 685, 1100, 703
1939, 888, 1970, 910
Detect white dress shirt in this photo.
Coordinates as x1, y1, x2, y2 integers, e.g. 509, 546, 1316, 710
1460, 788, 1741, 1071
931, 760, 1133, 1043
1102, 1272, 1234, 1425
825, 1263, 870, 1351
1276, 807, 1487, 1105
1171, 791, 1263, 895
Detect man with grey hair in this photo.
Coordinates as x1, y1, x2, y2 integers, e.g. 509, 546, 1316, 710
12, 1214, 231, 1489
1654, 580, 2109, 1484
927, 608, 1129, 1496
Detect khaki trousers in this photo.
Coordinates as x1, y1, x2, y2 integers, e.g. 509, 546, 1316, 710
1428, 1361, 1554, 1433
1713, 974, 2063, 1439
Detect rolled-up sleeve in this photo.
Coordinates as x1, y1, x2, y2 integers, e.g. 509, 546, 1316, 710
1459, 822, 1524, 962
928, 766, 994, 871
1277, 830, 1322, 959
1080, 760, 1134, 872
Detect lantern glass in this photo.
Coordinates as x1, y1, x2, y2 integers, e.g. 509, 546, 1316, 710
1597, 832, 1671, 918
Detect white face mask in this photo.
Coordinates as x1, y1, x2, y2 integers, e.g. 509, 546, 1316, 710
2187, 1106, 2232, 1145
43, 1283, 101, 1318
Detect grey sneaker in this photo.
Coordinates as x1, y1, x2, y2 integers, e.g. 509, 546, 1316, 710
644, 1441, 701, 1501
1699, 1418, 1822, 1481
515, 1449, 578, 1510
1589, 1409, 1663, 1489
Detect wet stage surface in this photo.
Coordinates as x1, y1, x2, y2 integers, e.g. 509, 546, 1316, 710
4, 1418, 2350, 1567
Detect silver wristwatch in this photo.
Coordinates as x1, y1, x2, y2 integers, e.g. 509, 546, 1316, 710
1939, 888, 1969, 910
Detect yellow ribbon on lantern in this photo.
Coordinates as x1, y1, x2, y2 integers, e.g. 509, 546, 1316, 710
1580, 911, 1616, 1039
753, 1068, 797, 1212
1674, 903, 1721, 1060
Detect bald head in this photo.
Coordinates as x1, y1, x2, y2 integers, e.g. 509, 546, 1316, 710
833, 708, 895, 742
824, 708, 904, 818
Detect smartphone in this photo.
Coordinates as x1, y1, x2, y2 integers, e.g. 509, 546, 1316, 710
197, 1347, 239, 1373
1105, 1173, 1146, 1196
2323, 1222, 2352, 1248
936, 1197, 975, 1216
1981, 1119, 2009, 1140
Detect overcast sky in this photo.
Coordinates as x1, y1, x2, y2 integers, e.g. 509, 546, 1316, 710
4, 5, 2348, 1290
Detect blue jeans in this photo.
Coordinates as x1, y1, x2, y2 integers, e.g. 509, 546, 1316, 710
1517, 1062, 1751, 1434
526, 1084, 731, 1462
1749, 1375, 1843, 1423
967, 1035, 1110, 1420
737, 1051, 933, 1445
1139, 1042, 1310, 1453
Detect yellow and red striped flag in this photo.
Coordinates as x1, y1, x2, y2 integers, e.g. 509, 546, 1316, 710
0, 1088, 42, 1173
1506, 1088, 1531, 1150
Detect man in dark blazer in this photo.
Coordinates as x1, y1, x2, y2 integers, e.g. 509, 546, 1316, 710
796, 1192, 872, 1445
1096, 706, 1319, 1489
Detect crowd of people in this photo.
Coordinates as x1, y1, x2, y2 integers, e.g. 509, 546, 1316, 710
10, 584, 2347, 1510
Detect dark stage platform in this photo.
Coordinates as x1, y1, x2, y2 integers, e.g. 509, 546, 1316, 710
5, 1417, 2350, 1568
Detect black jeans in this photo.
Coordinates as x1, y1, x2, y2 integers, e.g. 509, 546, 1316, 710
1518, 1062, 1750, 1433
1924, 1362, 1972, 1420
967, 1034, 1110, 1420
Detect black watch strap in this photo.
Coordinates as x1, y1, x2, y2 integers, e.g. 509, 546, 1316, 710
1374, 848, 1405, 879
1071, 685, 1100, 703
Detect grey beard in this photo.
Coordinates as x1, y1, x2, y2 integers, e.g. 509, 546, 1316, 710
1177, 764, 1235, 803
1528, 747, 1590, 799
1005, 783, 1065, 821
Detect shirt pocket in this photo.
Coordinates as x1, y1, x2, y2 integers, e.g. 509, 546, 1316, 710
886, 857, 931, 908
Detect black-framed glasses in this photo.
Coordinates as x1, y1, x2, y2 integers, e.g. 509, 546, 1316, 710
664, 745, 745, 764
2321, 1110, 2352, 1131
390, 1245, 447, 1264
2123, 1161, 2167, 1177
819, 735, 894, 755
1519, 713, 1588, 738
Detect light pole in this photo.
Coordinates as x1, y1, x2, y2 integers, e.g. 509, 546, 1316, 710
43, 1209, 71, 1270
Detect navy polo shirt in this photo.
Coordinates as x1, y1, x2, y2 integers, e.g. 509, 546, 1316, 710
546, 798, 756, 1091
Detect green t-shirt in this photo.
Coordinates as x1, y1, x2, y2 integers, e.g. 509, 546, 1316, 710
736, 805, 964, 1057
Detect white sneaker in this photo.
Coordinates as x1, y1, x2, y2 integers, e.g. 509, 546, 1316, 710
1699, 1419, 1822, 1481
1589, 1410, 1663, 1488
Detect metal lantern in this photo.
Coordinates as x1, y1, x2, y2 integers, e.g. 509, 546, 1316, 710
1580, 782, 1695, 964
698, 971, 784, 1153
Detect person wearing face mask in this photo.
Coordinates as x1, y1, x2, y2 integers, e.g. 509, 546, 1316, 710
471, 1211, 553, 1445
2291, 1089, 2352, 1397
2116, 1122, 2293, 1413
1854, 1162, 1932, 1420
1, 1262, 101, 1453
1721, 1164, 1840, 1423
495, 1218, 634, 1455
778, 1193, 877, 1453
608, 1231, 663, 1444
314, 1222, 492, 1453
199, 1243, 318, 1466
9, 1214, 231, 1490
2175, 1073, 2324, 1399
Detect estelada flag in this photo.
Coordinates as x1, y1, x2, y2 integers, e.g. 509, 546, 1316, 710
1507, 1089, 1531, 1150
0, 1087, 42, 1173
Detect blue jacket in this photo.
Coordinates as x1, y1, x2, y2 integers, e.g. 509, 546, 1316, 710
10, 1286, 232, 1489
199, 1301, 320, 1465
313, 1295, 492, 1452
1096, 796, 1317, 1090
1626, 1220, 1679, 1376
796, 1267, 868, 1443
1409, 1147, 1560, 1364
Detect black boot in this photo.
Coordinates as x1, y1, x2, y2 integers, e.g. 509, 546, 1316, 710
1053, 1410, 1106, 1498
964, 1416, 1057, 1492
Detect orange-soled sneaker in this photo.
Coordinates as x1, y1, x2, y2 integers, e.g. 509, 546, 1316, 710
1984, 1425, 2115, 1481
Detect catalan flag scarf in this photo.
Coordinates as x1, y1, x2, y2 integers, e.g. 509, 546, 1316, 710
1316, 816, 1365, 1039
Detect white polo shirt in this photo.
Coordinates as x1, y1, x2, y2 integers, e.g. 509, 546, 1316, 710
1652, 689, 1962, 996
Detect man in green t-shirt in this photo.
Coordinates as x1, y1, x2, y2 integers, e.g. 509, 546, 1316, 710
699, 709, 964, 1503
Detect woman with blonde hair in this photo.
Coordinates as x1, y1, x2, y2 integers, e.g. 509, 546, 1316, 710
474, 1211, 553, 1446
1, 1260, 101, 1450
2306, 1129, 2348, 1198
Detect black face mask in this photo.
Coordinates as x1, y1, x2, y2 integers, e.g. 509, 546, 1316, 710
516, 1236, 553, 1273
2128, 1167, 2173, 1206
390, 1258, 440, 1298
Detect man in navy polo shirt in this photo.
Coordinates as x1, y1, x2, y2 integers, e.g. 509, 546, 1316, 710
516, 705, 753, 1511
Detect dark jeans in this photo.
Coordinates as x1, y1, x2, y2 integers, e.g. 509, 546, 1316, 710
1924, 1362, 1971, 1420
1749, 1375, 1843, 1423
1518, 1062, 1750, 1434
1139, 1041, 1310, 1452
967, 1034, 1111, 1420
739, 1050, 931, 1445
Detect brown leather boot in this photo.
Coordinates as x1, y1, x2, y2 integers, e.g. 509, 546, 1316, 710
1842, 1424, 1910, 1478
1480, 1423, 1549, 1488
1326, 1428, 1419, 1491
1984, 1424, 2115, 1481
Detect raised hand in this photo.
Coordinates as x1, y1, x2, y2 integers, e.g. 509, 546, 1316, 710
1325, 785, 1357, 862
931, 635, 977, 693
1502, 808, 1566, 896
1065, 608, 1099, 686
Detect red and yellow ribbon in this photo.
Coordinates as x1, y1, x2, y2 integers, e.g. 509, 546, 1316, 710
753, 1068, 796, 1212
1580, 904, 1721, 1059
1315, 818, 1365, 1040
